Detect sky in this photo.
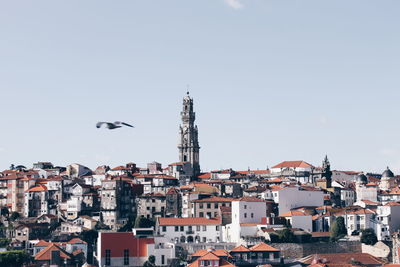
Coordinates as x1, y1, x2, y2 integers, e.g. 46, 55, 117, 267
0, 0, 400, 173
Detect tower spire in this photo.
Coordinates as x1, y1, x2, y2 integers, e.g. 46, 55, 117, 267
178, 92, 200, 179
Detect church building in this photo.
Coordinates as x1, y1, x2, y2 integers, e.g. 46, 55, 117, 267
178, 92, 201, 178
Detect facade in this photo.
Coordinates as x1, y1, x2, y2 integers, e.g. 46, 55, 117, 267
100, 179, 136, 230
192, 196, 233, 218
226, 198, 268, 243
375, 202, 400, 241
156, 217, 223, 243
137, 193, 166, 219
178, 92, 200, 178
262, 186, 324, 214
97, 232, 175, 267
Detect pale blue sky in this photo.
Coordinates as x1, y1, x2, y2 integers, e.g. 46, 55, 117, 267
1, 0, 400, 173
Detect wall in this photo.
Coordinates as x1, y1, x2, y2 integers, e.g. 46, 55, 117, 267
270, 241, 361, 259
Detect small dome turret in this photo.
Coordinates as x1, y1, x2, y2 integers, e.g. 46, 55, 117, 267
382, 167, 394, 179
356, 173, 368, 184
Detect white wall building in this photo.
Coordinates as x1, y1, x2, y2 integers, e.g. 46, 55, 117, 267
156, 217, 222, 243
376, 203, 400, 241
262, 186, 324, 214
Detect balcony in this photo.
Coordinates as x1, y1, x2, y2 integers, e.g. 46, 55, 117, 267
186, 230, 194, 235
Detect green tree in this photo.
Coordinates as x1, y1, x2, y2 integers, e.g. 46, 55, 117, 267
9, 212, 20, 221
0, 250, 30, 267
361, 228, 377, 245
143, 255, 156, 267
81, 230, 98, 245
330, 216, 347, 241
134, 217, 155, 228
277, 228, 295, 243
118, 215, 136, 232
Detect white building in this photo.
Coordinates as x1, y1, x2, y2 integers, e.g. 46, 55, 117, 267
376, 202, 400, 241
262, 186, 324, 214
97, 232, 175, 267
279, 210, 312, 232
156, 217, 222, 243
225, 197, 268, 243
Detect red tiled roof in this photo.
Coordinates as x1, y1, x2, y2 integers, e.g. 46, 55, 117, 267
26, 184, 48, 192
197, 173, 211, 179
158, 217, 221, 226
250, 242, 279, 252
236, 197, 265, 202
272, 161, 314, 169
280, 210, 308, 217
35, 244, 71, 261
231, 245, 251, 252
301, 253, 384, 265
385, 202, 400, 206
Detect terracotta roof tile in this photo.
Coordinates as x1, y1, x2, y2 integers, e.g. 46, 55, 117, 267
249, 242, 279, 252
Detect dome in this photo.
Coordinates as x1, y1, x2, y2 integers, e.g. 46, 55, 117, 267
382, 167, 394, 179
356, 173, 368, 184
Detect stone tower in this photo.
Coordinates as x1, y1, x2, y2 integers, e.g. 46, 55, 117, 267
178, 92, 200, 176
322, 155, 332, 188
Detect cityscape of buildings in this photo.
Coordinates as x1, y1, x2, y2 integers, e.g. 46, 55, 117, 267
0, 93, 400, 267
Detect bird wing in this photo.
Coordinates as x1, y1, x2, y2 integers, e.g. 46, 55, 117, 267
96, 122, 108, 128
121, 122, 134, 128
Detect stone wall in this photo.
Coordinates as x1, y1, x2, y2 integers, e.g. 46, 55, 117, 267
270, 241, 362, 259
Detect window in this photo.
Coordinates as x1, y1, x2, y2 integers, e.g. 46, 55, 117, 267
207, 203, 211, 209
162, 255, 165, 265
244, 205, 247, 209
216, 226, 219, 231
162, 226, 166, 232
124, 249, 129, 265
214, 203, 218, 209
105, 249, 111, 265
203, 225, 207, 231
251, 213, 254, 218
203, 237, 207, 242
244, 213, 247, 218
175, 226, 179, 232
200, 204, 204, 209
180, 226, 184, 231
196, 225, 201, 231
199, 212, 204, 217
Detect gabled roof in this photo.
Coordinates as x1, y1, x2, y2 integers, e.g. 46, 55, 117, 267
249, 242, 279, 252
300, 252, 384, 265
279, 210, 308, 217
26, 184, 48, 192
272, 160, 314, 169
231, 245, 250, 252
35, 243, 71, 261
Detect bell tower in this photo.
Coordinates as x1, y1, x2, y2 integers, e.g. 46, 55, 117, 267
178, 92, 200, 176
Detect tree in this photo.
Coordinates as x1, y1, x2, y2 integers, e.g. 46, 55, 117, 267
361, 228, 377, 245
134, 217, 155, 228
9, 212, 20, 221
330, 216, 347, 241
118, 215, 135, 232
0, 207, 9, 217
81, 230, 98, 245
277, 228, 295, 243
143, 255, 156, 267
0, 250, 30, 267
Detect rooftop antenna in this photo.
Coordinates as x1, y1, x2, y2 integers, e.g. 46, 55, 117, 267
186, 84, 190, 95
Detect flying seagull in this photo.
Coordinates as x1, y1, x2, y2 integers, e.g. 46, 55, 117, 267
96, 121, 134, 130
